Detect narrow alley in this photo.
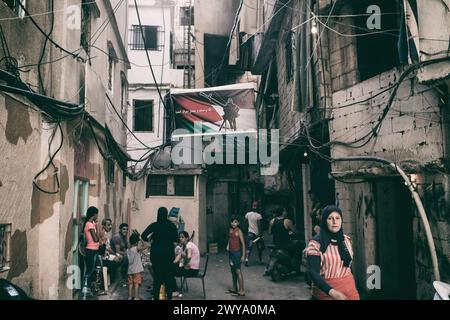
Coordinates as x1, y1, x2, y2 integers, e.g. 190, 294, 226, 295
0, 0, 449, 303
102, 250, 310, 300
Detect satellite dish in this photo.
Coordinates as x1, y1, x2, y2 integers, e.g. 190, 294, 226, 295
152, 148, 171, 169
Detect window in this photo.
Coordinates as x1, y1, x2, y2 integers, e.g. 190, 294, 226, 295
2, 0, 25, 18
146, 175, 167, 197
180, 6, 194, 26
133, 99, 154, 132
353, 0, 400, 81
107, 157, 115, 185
0, 224, 11, 271
175, 176, 194, 196
120, 73, 128, 131
285, 31, 293, 83
145, 175, 195, 197
108, 54, 115, 93
129, 25, 162, 51
80, 0, 91, 54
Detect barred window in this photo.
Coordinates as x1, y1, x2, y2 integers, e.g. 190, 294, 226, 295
107, 157, 115, 185
0, 224, 11, 271
146, 175, 167, 197
129, 25, 162, 51
146, 175, 195, 197
175, 176, 194, 196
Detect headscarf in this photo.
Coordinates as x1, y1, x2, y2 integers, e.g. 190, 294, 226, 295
157, 207, 169, 223
317, 205, 352, 267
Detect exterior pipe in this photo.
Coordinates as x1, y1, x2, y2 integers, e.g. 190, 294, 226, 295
333, 156, 440, 281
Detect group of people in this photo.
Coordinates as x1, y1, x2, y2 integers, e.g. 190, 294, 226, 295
82, 195, 361, 301
81, 208, 131, 293
232, 197, 360, 300
81, 206, 200, 300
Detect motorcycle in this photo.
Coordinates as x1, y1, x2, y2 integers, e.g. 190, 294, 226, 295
266, 234, 305, 282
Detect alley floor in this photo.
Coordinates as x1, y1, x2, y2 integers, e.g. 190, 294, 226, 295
100, 250, 311, 300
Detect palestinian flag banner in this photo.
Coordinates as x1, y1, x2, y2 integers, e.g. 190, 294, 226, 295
170, 83, 257, 135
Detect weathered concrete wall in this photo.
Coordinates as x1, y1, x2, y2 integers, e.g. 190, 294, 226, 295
126, 174, 207, 253
331, 68, 446, 170
194, 0, 241, 88
127, 86, 169, 156
274, 1, 302, 147
413, 173, 450, 299
0, 0, 129, 299
127, 1, 184, 86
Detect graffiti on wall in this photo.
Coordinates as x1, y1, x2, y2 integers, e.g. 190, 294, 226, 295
422, 182, 449, 222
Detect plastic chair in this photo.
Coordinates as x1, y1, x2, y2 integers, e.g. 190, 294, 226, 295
181, 253, 209, 299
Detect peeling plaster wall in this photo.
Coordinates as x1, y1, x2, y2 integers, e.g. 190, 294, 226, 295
0, 94, 42, 297
0, 0, 129, 299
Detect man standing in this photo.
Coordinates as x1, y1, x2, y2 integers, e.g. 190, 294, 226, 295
244, 201, 264, 266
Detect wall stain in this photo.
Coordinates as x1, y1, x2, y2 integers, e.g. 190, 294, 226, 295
6, 229, 28, 281
60, 164, 69, 205
30, 163, 69, 228
31, 181, 57, 229
4, 97, 33, 145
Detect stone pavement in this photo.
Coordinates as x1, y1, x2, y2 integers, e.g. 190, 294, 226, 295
100, 249, 311, 300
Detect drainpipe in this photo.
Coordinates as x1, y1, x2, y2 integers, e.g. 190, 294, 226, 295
333, 156, 440, 281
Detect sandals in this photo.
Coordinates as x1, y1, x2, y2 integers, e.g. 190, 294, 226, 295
231, 292, 246, 297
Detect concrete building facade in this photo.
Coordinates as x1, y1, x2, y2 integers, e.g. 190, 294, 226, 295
0, 0, 131, 299
224, 0, 450, 299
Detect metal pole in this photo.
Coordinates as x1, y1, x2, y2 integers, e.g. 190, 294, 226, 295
333, 156, 440, 281
187, 0, 192, 88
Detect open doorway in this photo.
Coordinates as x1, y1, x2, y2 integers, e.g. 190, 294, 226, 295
374, 178, 417, 299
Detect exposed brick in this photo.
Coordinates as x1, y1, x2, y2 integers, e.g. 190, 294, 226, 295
392, 115, 415, 133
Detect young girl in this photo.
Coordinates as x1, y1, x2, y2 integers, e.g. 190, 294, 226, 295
127, 232, 144, 300
227, 215, 246, 296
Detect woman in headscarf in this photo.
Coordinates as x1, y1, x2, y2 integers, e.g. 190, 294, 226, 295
141, 207, 178, 300
305, 205, 360, 300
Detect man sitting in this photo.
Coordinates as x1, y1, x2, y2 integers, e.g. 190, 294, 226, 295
111, 223, 130, 286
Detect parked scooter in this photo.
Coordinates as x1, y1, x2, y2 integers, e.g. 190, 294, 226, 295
266, 234, 305, 282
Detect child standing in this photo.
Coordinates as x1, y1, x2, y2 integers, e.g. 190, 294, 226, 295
227, 215, 246, 296
127, 232, 144, 300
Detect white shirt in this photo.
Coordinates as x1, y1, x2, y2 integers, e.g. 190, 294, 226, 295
245, 211, 262, 235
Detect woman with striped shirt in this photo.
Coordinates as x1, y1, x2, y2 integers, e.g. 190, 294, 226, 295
305, 205, 360, 300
